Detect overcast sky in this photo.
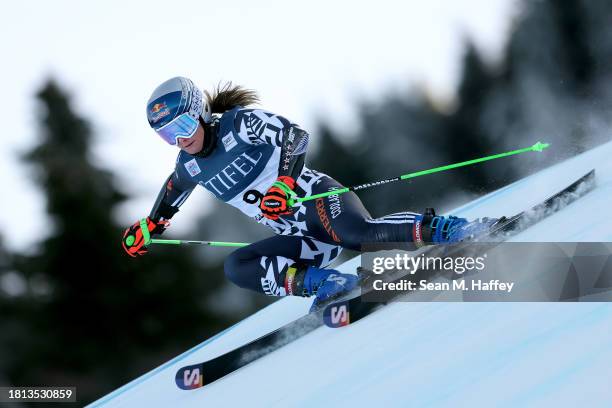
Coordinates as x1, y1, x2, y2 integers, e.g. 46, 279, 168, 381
0, 0, 517, 252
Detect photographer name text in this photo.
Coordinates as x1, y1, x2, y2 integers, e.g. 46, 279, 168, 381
373, 279, 514, 293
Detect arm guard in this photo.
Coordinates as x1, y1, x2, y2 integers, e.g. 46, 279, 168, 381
278, 125, 309, 180
149, 171, 196, 222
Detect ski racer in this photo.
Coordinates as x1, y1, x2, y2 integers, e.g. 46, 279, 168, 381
122, 76, 498, 309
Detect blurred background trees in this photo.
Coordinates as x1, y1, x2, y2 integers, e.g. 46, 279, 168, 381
309, 0, 612, 217
2, 82, 229, 401
1, 0, 611, 404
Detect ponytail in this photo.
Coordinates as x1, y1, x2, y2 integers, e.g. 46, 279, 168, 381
204, 82, 260, 114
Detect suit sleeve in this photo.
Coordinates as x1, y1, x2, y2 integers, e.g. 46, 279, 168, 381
233, 108, 309, 180
149, 166, 197, 222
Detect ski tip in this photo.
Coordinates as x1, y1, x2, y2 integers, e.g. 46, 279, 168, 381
175, 364, 205, 390
531, 141, 551, 152
323, 300, 351, 328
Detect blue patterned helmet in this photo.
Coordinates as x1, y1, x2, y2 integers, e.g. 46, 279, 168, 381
146, 77, 212, 145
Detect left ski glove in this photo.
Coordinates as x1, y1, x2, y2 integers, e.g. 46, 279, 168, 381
260, 176, 297, 220
122, 217, 169, 257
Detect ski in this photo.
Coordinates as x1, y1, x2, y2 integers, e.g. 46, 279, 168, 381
323, 169, 596, 328
175, 275, 371, 390
175, 274, 377, 390
175, 309, 324, 390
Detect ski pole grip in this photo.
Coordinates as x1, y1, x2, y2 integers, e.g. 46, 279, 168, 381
139, 218, 152, 246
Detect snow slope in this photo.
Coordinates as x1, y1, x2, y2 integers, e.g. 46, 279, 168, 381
90, 141, 612, 408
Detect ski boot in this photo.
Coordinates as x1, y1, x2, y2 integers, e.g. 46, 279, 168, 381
284, 265, 359, 312
413, 208, 501, 247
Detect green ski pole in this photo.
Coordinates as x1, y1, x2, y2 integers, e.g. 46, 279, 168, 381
150, 239, 249, 247
138, 219, 249, 247
287, 141, 550, 206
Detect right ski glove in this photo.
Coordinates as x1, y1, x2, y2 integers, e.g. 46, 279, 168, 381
122, 217, 169, 257
260, 176, 297, 220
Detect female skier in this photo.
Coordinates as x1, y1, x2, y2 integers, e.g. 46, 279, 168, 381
122, 76, 496, 309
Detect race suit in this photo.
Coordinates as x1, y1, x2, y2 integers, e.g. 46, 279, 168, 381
149, 107, 419, 296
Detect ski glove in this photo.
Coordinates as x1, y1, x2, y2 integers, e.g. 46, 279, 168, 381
122, 217, 169, 257
260, 176, 297, 220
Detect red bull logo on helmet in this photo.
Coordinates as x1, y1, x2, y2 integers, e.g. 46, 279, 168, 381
150, 102, 170, 123
151, 102, 166, 113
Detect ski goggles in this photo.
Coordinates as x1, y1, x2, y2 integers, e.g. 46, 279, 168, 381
155, 112, 199, 145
